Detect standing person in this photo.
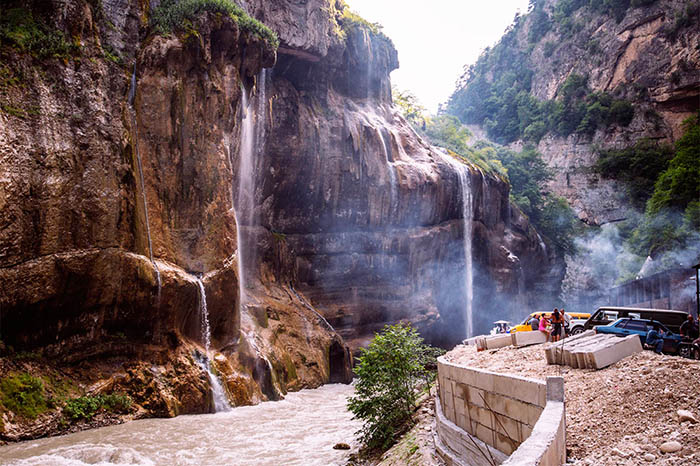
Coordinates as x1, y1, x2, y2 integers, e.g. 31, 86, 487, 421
539, 313, 551, 342
551, 309, 563, 343
529, 314, 540, 331
561, 308, 571, 337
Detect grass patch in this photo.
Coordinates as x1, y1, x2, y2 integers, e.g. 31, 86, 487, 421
0, 372, 48, 420
0, 7, 77, 58
63, 393, 133, 421
150, 0, 279, 48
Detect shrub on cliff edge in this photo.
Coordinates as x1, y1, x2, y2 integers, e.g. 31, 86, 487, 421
151, 0, 279, 48
348, 323, 442, 451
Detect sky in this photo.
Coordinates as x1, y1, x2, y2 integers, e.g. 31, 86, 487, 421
347, 0, 531, 114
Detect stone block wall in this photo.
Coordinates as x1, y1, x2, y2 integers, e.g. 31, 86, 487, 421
436, 356, 566, 465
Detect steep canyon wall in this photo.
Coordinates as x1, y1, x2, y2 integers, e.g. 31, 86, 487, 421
0, 0, 553, 437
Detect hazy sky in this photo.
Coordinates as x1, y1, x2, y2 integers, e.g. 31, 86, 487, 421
347, 0, 530, 113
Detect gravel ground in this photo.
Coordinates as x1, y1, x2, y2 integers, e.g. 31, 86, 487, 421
445, 343, 700, 465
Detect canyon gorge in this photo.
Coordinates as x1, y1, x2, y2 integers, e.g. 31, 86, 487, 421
0, 0, 553, 439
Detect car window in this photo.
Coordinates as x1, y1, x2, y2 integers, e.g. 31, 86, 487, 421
623, 320, 647, 331
614, 320, 628, 328
628, 312, 641, 319
603, 311, 618, 320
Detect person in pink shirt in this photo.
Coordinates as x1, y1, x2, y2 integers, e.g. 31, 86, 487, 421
539, 314, 551, 342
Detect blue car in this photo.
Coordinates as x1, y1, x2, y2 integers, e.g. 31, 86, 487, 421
594, 318, 682, 354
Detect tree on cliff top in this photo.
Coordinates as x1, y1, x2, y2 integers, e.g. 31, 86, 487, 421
348, 323, 442, 451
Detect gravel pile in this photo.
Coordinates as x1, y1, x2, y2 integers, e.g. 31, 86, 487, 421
445, 343, 700, 465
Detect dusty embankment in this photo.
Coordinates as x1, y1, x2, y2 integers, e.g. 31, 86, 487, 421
446, 343, 700, 465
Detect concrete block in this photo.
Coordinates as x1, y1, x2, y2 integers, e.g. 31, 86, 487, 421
546, 377, 565, 402
511, 330, 548, 347
589, 334, 642, 369
472, 369, 496, 392
485, 334, 513, 350
493, 373, 543, 405
495, 430, 518, 456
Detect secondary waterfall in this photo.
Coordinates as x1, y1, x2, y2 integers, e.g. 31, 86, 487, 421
235, 70, 267, 310
440, 152, 474, 338
377, 128, 398, 215
128, 66, 161, 301
195, 277, 231, 412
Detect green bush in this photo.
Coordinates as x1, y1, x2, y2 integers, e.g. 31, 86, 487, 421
0, 7, 77, 58
0, 372, 48, 419
594, 139, 674, 207
150, 0, 279, 47
348, 324, 443, 451
63, 393, 133, 421
628, 114, 700, 257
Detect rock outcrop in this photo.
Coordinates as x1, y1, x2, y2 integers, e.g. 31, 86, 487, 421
0, 0, 552, 439
511, 0, 698, 224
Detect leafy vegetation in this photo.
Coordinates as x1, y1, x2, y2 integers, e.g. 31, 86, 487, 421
150, 0, 279, 48
594, 139, 674, 208
63, 393, 133, 421
629, 114, 700, 257
447, 0, 647, 144
0, 7, 77, 58
348, 324, 442, 451
0, 372, 48, 420
394, 87, 576, 255
335, 3, 393, 48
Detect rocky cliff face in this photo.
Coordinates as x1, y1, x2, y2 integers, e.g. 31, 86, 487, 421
239, 0, 555, 350
512, 0, 699, 225
0, 0, 551, 438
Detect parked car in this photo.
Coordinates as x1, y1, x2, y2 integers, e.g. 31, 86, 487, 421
510, 312, 591, 333
594, 318, 683, 354
583, 307, 688, 333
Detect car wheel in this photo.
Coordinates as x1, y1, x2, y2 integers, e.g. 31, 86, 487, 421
679, 345, 692, 359
571, 326, 583, 335
693, 346, 700, 361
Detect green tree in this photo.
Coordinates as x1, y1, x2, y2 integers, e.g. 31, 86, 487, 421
348, 324, 442, 450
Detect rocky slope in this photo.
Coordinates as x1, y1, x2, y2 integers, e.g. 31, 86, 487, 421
0, 0, 553, 439
453, 0, 699, 225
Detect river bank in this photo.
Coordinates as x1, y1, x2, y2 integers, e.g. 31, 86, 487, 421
0, 383, 360, 465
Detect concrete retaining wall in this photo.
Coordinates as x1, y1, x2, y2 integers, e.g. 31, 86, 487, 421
436, 356, 566, 465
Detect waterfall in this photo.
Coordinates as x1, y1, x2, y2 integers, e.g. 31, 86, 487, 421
128, 66, 161, 301
195, 277, 231, 412
439, 152, 474, 338
377, 128, 397, 217
235, 70, 267, 310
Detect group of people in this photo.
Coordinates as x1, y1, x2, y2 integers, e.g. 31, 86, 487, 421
645, 314, 699, 354
528, 308, 569, 342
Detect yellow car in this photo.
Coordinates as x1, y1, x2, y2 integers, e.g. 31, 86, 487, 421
510, 312, 591, 334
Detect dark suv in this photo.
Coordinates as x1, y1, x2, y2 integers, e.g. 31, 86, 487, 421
583, 307, 688, 333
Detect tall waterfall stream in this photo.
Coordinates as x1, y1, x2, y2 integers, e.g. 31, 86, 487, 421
0, 384, 359, 466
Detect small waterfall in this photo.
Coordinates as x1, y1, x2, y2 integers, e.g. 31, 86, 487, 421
439, 152, 474, 338
195, 277, 231, 412
235, 70, 267, 311
128, 66, 161, 301
377, 128, 397, 216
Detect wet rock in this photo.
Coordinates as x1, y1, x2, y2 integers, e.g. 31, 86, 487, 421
643, 453, 656, 462
333, 443, 351, 450
659, 441, 682, 453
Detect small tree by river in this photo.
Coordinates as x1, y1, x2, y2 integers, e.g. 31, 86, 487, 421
347, 323, 443, 451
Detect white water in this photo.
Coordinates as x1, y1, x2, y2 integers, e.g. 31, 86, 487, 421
439, 152, 474, 338
376, 128, 398, 216
194, 278, 231, 413
128, 67, 161, 301
235, 70, 266, 310
0, 384, 360, 466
